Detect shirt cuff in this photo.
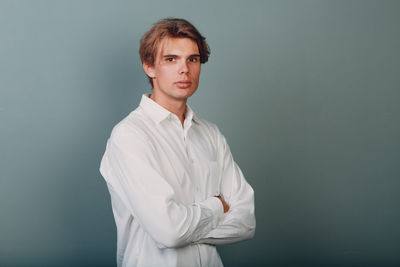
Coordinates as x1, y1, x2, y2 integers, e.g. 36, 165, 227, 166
199, 197, 225, 227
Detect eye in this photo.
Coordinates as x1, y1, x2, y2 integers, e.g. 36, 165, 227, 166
166, 57, 175, 62
189, 57, 198, 63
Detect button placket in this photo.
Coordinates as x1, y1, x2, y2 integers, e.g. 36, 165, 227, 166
185, 136, 200, 201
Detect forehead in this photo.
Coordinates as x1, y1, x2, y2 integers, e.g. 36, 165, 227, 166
156, 37, 199, 57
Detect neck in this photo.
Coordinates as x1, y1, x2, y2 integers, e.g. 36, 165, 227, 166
150, 93, 187, 126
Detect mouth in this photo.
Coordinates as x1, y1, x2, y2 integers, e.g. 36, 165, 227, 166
175, 80, 192, 89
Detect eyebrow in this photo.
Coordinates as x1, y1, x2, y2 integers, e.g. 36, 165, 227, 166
162, 54, 201, 58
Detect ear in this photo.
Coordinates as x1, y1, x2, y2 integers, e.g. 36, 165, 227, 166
143, 62, 156, 79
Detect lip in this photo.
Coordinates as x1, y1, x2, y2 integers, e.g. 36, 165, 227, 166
175, 80, 192, 89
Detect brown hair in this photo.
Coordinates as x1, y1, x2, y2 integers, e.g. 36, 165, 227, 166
139, 18, 210, 86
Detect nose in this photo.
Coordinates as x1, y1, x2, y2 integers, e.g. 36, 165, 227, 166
179, 60, 189, 74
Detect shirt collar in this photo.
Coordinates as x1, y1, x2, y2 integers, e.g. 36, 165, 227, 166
139, 94, 199, 124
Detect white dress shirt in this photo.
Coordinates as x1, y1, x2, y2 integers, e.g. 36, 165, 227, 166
100, 94, 255, 267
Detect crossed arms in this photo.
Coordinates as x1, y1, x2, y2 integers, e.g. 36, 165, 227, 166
100, 122, 256, 248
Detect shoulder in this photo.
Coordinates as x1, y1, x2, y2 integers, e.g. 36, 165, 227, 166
109, 109, 150, 145
194, 116, 220, 134
193, 116, 226, 145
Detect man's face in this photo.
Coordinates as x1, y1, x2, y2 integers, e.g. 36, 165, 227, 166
144, 37, 201, 104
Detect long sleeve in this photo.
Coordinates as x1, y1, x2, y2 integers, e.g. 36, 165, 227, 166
100, 123, 224, 249
198, 125, 256, 245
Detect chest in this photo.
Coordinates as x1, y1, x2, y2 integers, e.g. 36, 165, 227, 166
147, 123, 221, 203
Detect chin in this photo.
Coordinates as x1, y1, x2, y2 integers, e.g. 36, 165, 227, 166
173, 94, 191, 101
173, 89, 196, 99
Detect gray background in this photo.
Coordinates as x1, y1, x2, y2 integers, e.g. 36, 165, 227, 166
1, 0, 399, 266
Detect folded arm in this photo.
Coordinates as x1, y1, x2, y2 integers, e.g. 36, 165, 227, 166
198, 125, 256, 245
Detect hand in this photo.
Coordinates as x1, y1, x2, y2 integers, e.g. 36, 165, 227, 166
215, 195, 229, 213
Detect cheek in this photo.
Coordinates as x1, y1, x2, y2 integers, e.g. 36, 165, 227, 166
158, 65, 176, 78
192, 66, 201, 79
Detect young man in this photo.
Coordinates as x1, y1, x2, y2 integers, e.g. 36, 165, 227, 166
100, 18, 255, 267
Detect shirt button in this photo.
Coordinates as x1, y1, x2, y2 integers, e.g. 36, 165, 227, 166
217, 217, 221, 223
191, 159, 194, 164
196, 186, 199, 192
